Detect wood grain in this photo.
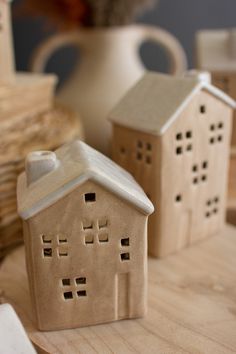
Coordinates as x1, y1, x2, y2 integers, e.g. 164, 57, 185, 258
0, 225, 236, 354
227, 152, 236, 226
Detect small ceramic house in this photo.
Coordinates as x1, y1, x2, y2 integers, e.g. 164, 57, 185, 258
0, 0, 14, 82
196, 28, 236, 146
17, 140, 154, 331
110, 71, 235, 258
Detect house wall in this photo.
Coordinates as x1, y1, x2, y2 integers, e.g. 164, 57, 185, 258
0, 1, 14, 82
212, 71, 236, 147
159, 89, 232, 257
112, 124, 161, 255
24, 180, 147, 330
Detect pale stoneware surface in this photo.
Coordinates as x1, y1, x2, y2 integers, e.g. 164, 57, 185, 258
23, 181, 148, 330
17, 141, 153, 219
196, 29, 236, 147
30, 26, 187, 155
111, 73, 233, 258
211, 72, 236, 146
0, 304, 36, 354
17, 141, 153, 330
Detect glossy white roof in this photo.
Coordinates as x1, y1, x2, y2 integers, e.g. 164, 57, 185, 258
109, 72, 236, 136
17, 140, 154, 220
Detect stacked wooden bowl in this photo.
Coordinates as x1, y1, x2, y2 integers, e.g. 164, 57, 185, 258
0, 74, 82, 259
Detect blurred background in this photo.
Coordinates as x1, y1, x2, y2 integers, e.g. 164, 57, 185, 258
13, 0, 236, 85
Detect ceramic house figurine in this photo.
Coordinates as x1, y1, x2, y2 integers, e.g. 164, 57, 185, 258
0, 304, 36, 354
0, 0, 14, 82
196, 29, 236, 147
17, 140, 154, 331
110, 71, 235, 258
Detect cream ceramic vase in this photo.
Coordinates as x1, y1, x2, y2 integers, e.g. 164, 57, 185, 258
31, 25, 187, 155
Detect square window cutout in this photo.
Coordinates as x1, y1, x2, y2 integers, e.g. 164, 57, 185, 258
176, 133, 182, 140
76, 277, 86, 284
85, 193, 96, 203
98, 233, 109, 243
136, 152, 142, 160
175, 194, 182, 202
176, 147, 183, 155
58, 250, 68, 257
58, 234, 67, 243
121, 238, 130, 246
120, 253, 130, 261
42, 235, 52, 244
82, 220, 93, 230
186, 131, 192, 139
43, 248, 52, 257
62, 278, 70, 286
64, 291, 73, 300
98, 219, 108, 229
146, 143, 152, 151
77, 290, 87, 297
85, 234, 94, 244
200, 105, 206, 114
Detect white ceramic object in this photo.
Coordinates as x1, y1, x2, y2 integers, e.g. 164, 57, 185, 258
0, 304, 36, 354
30, 25, 187, 155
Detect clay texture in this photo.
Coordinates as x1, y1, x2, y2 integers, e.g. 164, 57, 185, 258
110, 71, 235, 257
17, 140, 153, 330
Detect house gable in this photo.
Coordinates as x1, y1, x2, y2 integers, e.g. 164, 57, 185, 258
17, 141, 154, 220
109, 72, 235, 137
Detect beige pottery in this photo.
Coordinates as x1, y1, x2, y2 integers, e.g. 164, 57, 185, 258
31, 25, 187, 155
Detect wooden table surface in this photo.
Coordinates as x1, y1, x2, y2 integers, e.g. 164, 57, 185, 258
228, 154, 236, 226
0, 225, 236, 354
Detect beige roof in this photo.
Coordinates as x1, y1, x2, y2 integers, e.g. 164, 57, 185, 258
17, 140, 154, 220
196, 29, 236, 72
109, 72, 236, 136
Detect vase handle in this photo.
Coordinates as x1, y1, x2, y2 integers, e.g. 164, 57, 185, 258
30, 31, 80, 73
136, 25, 187, 75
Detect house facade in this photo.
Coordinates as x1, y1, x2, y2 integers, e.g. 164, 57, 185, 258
110, 72, 235, 258
196, 29, 236, 146
17, 141, 154, 330
0, 0, 14, 82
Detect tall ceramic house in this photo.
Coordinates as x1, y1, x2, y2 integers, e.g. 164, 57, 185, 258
196, 29, 236, 146
110, 71, 235, 258
17, 140, 154, 330
0, 0, 14, 82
